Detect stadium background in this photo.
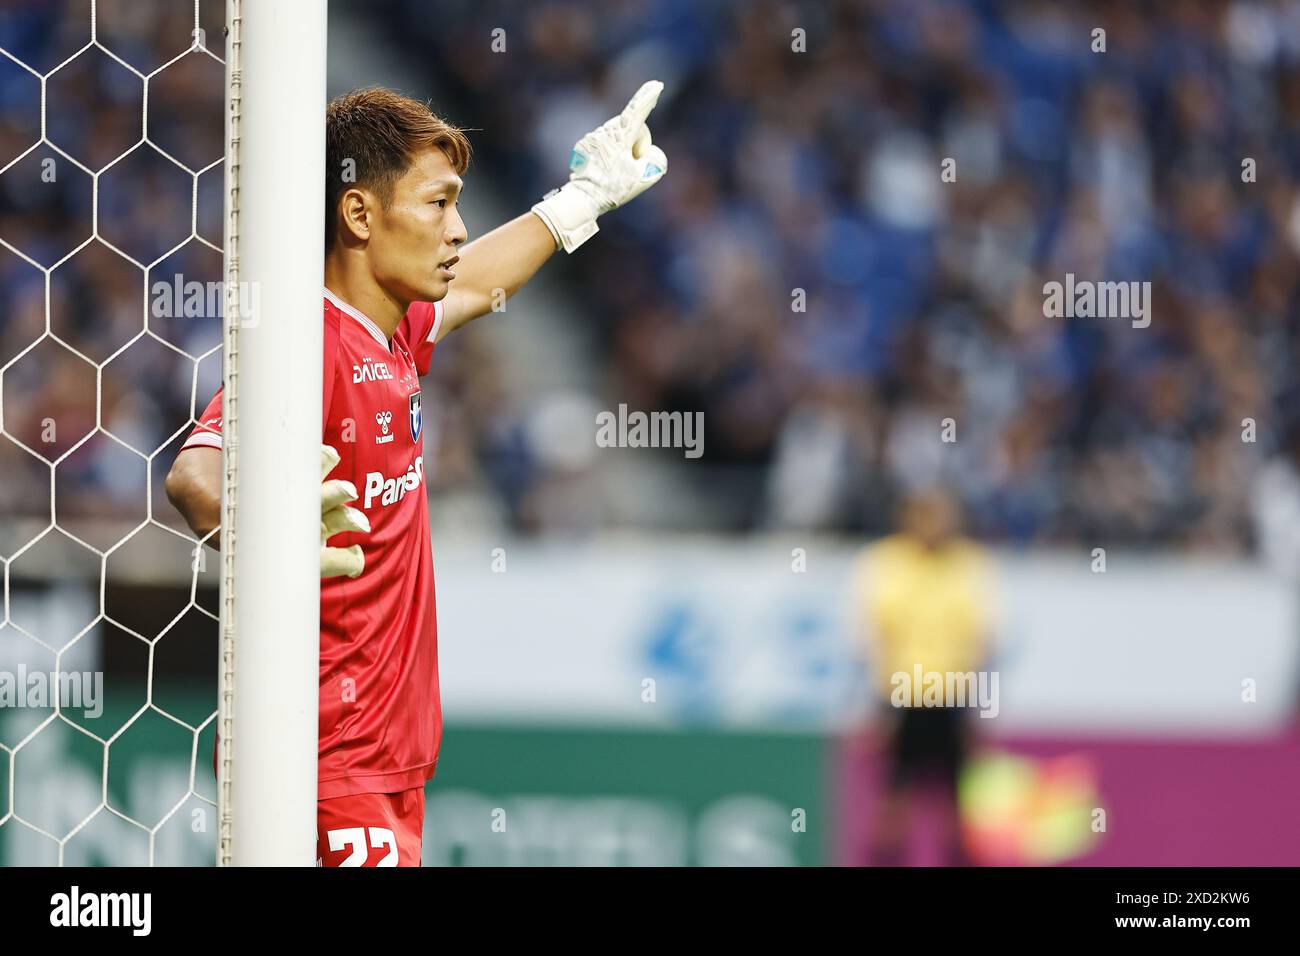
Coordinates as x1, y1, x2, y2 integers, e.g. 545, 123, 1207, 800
1, 0, 1299, 864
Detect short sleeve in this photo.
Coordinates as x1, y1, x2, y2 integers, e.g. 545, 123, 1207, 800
181, 387, 223, 450
182, 307, 340, 452
397, 299, 444, 376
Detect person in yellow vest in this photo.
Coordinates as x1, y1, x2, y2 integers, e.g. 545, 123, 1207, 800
852, 486, 998, 866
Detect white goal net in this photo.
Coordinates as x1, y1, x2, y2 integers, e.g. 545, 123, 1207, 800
0, 0, 228, 865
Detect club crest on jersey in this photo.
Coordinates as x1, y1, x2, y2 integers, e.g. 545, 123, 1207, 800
408, 391, 422, 441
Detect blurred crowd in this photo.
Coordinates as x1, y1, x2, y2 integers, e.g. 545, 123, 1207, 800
0, 0, 227, 547
9, 0, 1300, 552
381, 0, 1300, 551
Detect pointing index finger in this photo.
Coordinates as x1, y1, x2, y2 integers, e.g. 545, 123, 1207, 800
620, 80, 664, 131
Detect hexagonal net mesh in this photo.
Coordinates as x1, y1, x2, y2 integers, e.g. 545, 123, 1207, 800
0, 0, 230, 865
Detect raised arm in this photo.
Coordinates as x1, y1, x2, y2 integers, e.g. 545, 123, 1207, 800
436, 212, 557, 338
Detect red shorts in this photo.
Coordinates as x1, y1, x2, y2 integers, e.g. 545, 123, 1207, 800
316, 788, 425, 867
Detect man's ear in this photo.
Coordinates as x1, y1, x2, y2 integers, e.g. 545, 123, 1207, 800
338, 187, 371, 244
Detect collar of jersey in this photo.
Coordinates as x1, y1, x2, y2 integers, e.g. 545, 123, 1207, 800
323, 286, 391, 352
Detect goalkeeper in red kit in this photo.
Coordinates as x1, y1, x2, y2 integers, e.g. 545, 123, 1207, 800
164, 82, 668, 866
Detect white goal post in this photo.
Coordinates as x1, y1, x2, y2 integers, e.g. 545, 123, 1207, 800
218, 0, 327, 866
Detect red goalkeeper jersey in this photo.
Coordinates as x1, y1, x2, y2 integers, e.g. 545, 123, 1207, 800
183, 288, 445, 798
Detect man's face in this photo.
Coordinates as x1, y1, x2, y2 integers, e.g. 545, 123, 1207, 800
902, 490, 958, 547
366, 146, 466, 304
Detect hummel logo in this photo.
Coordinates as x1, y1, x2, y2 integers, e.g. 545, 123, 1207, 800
375, 410, 394, 445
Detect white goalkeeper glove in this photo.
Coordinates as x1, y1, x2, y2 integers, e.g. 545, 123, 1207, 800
320, 443, 369, 579
531, 80, 669, 253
